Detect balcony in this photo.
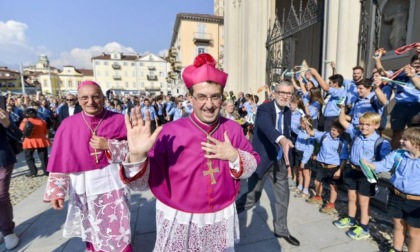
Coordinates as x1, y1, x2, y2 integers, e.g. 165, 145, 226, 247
193, 32, 213, 44
148, 65, 156, 70
174, 62, 182, 72
113, 75, 122, 80
170, 47, 178, 57
112, 63, 121, 69
147, 75, 158, 81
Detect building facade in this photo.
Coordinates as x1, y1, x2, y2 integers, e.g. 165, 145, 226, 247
169, 13, 224, 96
0, 67, 21, 92
223, 0, 420, 101
92, 52, 170, 96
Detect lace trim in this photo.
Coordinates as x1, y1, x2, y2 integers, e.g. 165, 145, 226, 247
107, 139, 129, 163
236, 149, 257, 179
64, 187, 132, 252
154, 201, 239, 252
44, 173, 69, 201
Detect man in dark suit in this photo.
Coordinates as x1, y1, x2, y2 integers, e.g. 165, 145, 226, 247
236, 81, 300, 246
58, 94, 82, 124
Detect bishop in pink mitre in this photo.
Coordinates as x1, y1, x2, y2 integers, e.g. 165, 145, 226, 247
112, 54, 260, 251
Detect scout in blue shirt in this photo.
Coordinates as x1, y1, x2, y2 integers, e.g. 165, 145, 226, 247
336, 109, 392, 240
362, 127, 420, 252
343, 66, 365, 109
292, 116, 315, 199
310, 68, 346, 131
347, 79, 384, 127
304, 120, 349, 214
376, 53, 420, 149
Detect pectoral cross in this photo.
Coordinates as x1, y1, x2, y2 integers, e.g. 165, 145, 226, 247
203, 160, 220, 185
90, 132, 101, 164
90, 149, 101, 164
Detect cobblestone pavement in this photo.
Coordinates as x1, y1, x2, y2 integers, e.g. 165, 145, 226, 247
10, 172, 48, 205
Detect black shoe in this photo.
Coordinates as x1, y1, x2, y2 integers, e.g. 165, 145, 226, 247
25, 174, 37, 178
274, 233, 300, 246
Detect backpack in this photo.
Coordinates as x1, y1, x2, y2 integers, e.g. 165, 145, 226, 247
316, 132, 345, 155
22, 119, 35, 138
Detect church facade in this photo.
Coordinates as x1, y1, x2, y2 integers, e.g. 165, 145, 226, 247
222, 0, 420, 98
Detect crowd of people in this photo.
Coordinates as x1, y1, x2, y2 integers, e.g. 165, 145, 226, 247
0, 48, 419, 251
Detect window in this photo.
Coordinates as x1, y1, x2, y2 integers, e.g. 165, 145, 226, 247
197, 47, 207, 55
133, 82, 136, 88
198, 23, 206, 34
95, 61, 100, 65
131, 62, 135, 66
68, 81, 72, 88
123, 62, 128, 66
160, 82, 164, 88
159, 72, 164, 77
104, 62, 109, 66
149, 70, 155, 78
141, 82, 144, 88
97, 71, 100, 77
140, 63, 144, 66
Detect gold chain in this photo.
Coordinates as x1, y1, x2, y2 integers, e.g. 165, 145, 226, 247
81, 109, 107, 135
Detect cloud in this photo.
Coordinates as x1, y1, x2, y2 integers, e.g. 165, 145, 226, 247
159, 49, 169, 57
0, 20, 28, 46
0, 20, 42, 67
50, 42, 139, 69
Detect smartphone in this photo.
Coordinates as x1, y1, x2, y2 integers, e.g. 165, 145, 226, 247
0, 96, 6, 110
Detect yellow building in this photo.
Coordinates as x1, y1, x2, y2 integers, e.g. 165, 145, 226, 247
57, 66, 93, 95
92, 51, 170, 96
0, 67, 21, 92
168, 13, 224, 95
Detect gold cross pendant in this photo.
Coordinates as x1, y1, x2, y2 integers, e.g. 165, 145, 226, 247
90, 149, 101, 163
203, 160, 220, 185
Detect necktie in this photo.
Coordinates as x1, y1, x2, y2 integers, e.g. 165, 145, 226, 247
277, 111, 283, 161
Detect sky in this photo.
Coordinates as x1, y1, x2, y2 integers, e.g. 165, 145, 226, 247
0, 0, 214, 70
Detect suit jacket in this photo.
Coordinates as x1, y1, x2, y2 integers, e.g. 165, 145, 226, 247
252, 101, 291, 178
58, 104, 82, 123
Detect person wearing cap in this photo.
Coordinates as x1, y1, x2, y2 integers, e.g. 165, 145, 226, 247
113, 53, 260, 251
19, 108, 50, 177
43, 81, 132, 252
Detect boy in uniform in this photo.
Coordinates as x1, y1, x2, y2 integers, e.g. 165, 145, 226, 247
363, 127, 420, 252
336, 110, 392, 239
304, 120, 349, 214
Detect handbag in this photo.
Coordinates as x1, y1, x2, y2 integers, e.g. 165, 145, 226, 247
7, 134, 23, 154
6, 124, 23, 155
22, 119, 35, 138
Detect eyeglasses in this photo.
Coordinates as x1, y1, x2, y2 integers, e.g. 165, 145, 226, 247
274, 91, 293, 97
192, 94, 222, 103
78, 96, 102, 102
66, 99, 75, 102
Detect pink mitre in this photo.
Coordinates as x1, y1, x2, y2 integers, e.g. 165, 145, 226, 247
182, 53, 228, 89
78, 80, 101, 90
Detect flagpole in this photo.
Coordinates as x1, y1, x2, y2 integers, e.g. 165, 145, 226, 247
20, 63, 26, 94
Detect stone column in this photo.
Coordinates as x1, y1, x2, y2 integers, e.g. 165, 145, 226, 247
322, 0, 339, 79
335, 0, 361, 78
